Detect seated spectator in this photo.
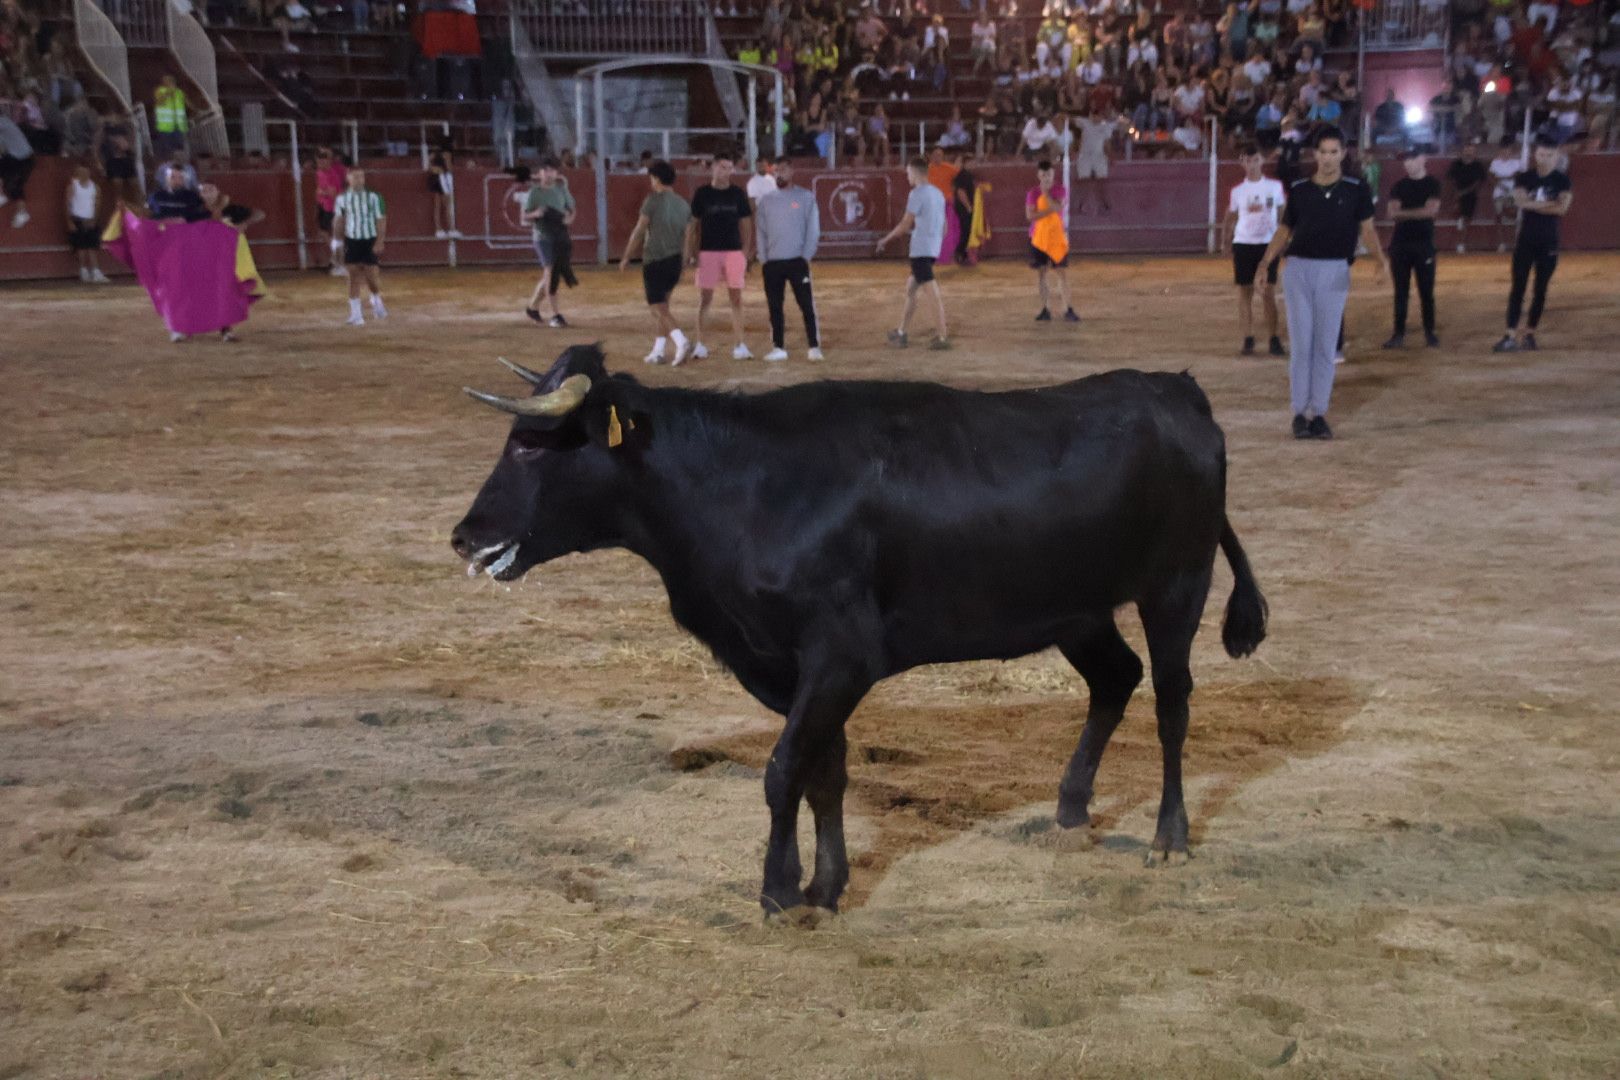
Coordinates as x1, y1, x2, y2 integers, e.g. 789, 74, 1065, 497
971, 11, 997, 74
1545, 75, 1583, 144
1021, 111, 1060, 159
1243, 42, 1273, 88
60, 90, 99, 160
272, 0, 315, 52
0, 111, 34, 228
271, 60, 320, 115
1372, 87, 1407, 146
1172, 75, 1206, 124
1254, 89, 1286, 147
1306, 88, 1342, 129
866, 102, 891, 164
938, 103, 971, 148
1171, 112, 1203, 155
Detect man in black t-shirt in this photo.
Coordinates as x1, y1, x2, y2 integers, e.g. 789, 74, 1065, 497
951, 149, 976, 265
1494, 135, 1573, 353
1384, 149, 1442, 349
1445, 142, 1488, 253
686, 155, 756, 361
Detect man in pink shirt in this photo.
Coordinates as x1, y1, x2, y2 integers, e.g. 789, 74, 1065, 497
314, 146, 348, 276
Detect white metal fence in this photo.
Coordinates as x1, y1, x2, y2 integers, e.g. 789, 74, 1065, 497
74, 0, 133, 111
95, 0, 229, 156
98, 0, 169, 47
1365, 0, 1448, 49
512, 0, 710, 58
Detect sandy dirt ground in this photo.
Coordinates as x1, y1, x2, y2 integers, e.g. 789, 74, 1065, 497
2, 252, 1618, 1079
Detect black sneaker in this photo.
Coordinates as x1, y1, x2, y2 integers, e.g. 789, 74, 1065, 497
1382, 333, 1405, 350
1269, 336, 1286, 357
1241, 336, 1256, 356
886, 329, 908, 348
1424, 331, 1440, 348
1307, 415, 1333, 440
1063, 307, 1080, 323
524, 307, 542, 323
1035, 308, 1052, 322
1492, 334, 1518, 353
549, 314, 568, 328
1522, 332, 1537, 351
1292, 414, 1309, 439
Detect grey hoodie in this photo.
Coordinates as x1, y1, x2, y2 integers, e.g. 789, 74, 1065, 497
754, 183, 820, 262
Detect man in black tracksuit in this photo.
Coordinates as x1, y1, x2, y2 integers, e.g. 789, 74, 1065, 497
1384, 148, 1442, 350
754, 156, 823, 362
1494, 134, 1573, 353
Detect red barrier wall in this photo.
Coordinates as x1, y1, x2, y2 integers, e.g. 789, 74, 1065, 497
5, 153, 1620, 281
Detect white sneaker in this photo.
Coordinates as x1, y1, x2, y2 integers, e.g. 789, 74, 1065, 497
346, 314, 365, 326
1333, 352, 1345, 365
1456, 243, 1465, 254
329, 264, 347, 276
733, 343, 754, 360
169, 331, 187, 342
672, 338, 696, 366
79, 267, 90, 282
435, 229, 448, 239
91, 269, 110, 283
690, 342, 709, 360
807, 347, 825, 361
371, 301, 388, 320
763, 347, 788, 362
643, 349, 666, 365
11, 207, 29, 228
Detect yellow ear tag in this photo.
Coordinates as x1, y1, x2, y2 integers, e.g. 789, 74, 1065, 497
607, 405, 624, 448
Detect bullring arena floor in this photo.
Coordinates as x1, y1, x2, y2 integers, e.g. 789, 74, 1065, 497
2, 253, 1618, 1079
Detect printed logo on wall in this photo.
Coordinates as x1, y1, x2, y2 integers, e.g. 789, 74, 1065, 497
482, 174, 536, 250
813, 174, 891, 244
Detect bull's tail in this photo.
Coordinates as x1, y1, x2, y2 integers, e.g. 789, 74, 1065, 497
1219, 520, 1268, 659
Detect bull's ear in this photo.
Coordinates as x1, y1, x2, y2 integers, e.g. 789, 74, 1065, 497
580, 382, 649, 453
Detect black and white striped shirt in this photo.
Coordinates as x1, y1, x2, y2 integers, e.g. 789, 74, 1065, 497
333, 189, 387, 239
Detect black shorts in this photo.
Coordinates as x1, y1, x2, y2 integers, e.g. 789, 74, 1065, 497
317, 208, 334, 233
1232, 242, 1277, 287
68, 219, 100, 251
642, 254, 682, 305
909, 256, 936, 284
344, 237, 379, 265
1028, 242, 1068, 269
1457, 193, 1478, 221
103, 154, 136, 181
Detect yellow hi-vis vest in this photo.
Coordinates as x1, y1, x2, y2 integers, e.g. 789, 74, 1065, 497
154, 85, 189, 133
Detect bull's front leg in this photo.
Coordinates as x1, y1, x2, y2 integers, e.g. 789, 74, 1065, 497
760, 668, 868, 918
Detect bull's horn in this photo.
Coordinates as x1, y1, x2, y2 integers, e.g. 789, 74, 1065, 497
463, 373, 591, 417
496, 356, 547, 386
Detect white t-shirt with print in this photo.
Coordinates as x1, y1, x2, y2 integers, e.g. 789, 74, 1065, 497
1228, 177, 1286, 245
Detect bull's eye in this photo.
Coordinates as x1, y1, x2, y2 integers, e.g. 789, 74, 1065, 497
509, 431, 547, 460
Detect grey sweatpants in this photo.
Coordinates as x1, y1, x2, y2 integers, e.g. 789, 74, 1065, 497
1282, 256, 1351, 418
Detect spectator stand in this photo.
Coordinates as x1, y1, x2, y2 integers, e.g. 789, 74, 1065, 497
71, 0, 154, 192
573, 55, 785, 262
98, 0, 230, 157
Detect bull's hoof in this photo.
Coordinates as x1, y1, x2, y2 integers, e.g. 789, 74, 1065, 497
765, 904, 832, 929
759, 887, 807, 918
1054, 800, 1090, 830
1143, 847, 1191, 868
803, 883, 843, 914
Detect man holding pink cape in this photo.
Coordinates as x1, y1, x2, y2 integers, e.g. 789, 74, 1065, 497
104, 173, 264, 343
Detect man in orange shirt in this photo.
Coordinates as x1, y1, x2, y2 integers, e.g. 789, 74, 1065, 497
925, 144, 960, 262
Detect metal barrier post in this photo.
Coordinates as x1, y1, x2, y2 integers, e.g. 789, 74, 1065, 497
266, 118, 307, 270
1207, 117, 1219, 253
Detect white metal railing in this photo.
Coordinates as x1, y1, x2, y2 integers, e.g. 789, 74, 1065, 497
98, 0, 168, 47
75, 0, 133, 112
167, 0, 223, 138
1365, 0, 1447, 49
96, 0, 228, 155
512, 0, 707, 58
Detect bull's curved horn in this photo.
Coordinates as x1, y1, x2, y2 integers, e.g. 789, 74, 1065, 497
496, 356, 547, 386
463, 373, 592, 417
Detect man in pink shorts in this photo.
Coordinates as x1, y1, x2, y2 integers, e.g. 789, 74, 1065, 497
685, 154, 755, 360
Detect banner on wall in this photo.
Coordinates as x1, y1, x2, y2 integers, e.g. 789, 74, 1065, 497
812, 174, 892, 248
482, 172, 535, 251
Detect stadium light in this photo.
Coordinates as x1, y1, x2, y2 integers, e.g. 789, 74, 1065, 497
1404, 106, 1424, 125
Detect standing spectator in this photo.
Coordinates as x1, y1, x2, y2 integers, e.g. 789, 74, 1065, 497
2, 111, 38, 227
95, 115, 140, 209
1383, 148, 1442, 350
60, 90, 98, 160
64, 162, 109, 283
745, 157, 775, 208
521, 155, 575, 328
686, 154, 755, 361
754, 156, 822, 362
427, 146, 461, 239
314, 146, 347, 275
1494, 135, 1571, 352
619, 159, 693, 366
1487, 137, 1521, 250
1073, 103, 1119, 213
1258, 127, 1388, 440
950, 150, 976, 266
1446, 140, 1488, 252
1021, 111, 1060, 158
152, 74, 188, 156
875, 157, 949, 350
1026, 160, 1079, 323
1545, 75, 1583, 144
1222, 142, 1287, 357
332, 166, 389, 326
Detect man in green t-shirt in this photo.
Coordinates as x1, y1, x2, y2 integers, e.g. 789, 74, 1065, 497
619, 159, 695, 365
521, 156, 576, 327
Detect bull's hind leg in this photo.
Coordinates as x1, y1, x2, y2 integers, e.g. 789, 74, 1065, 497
1055, 620, 1144, 829
802, 726, 849, 912
1138, 570, 1213, 866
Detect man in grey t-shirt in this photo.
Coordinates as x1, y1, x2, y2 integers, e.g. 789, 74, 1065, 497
875, 157, 950, 349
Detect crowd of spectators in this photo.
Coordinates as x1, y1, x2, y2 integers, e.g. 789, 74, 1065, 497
729, 0, 1620, 163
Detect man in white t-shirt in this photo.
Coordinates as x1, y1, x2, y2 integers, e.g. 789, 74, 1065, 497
745, 159, 776, 207
1073, 104, 1120, 212
1221, 142, 1287, 356
1487, 139, 1521, 250
1545, 76, 1583, 143
1022, 114, 1060, 158
1243, 51, 1272, 90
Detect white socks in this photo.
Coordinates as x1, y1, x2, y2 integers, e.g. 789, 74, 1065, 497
349, 298, 362, 318
670, 328, 688, 351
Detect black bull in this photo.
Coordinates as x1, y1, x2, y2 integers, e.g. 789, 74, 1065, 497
451, 345, 1268, 916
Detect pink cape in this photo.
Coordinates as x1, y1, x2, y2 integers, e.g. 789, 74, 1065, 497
104, 212, 263, 335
